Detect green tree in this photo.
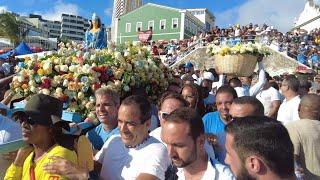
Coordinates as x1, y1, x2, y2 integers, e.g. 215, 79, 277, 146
0, 12, 20, 46
58, 35, 71, 44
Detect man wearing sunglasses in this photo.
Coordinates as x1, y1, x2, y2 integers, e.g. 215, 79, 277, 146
150, 92, 216, 162
4, 94, 77, 180
150, 92, 189, 143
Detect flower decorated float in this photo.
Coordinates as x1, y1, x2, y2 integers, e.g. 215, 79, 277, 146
206, 42, 270, 76
10, 42, 173, 122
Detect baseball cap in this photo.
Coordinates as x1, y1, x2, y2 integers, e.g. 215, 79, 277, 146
24, 94, 69, 130
184, 62, 194, 68
203, 71, 215, 81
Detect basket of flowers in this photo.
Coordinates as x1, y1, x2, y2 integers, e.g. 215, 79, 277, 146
206, 42, 270, 76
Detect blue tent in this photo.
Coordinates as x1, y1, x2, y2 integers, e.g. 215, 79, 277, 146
0, 50, 14, 60
0, 42, 33, 60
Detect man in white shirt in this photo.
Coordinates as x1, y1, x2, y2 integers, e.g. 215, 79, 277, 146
229, 77, 246, 97
277, 75, 301, 125
161, 107, 234, 180
95, 95, 170, 180
255, 73, 281, 118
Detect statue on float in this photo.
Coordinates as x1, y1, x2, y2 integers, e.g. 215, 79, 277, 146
84, 13, 106, 49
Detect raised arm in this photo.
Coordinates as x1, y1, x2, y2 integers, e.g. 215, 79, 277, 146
249, 61, 266, 96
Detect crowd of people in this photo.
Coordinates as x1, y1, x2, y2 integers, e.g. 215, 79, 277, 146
155, 23, 320, 69
1, 54, 320, 179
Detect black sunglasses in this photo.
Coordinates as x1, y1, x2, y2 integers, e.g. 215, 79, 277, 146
160, 111, 170, 120
15, 113, 37, 125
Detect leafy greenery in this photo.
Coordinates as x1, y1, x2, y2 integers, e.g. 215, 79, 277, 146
0, 12, 20, 45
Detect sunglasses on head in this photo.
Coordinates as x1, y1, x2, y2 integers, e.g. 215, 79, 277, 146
160, 111, 170, 120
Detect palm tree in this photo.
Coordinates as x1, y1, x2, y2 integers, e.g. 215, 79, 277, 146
0, 12, 20, 46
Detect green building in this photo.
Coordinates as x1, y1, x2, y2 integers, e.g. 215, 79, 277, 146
114, 3, 214, 44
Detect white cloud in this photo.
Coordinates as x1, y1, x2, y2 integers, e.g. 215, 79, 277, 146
35, 0, 79, 21
216, 0, 307, 32
0, 6, 8, 13
104, 7, 113, 17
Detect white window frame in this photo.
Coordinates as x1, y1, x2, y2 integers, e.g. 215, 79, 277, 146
136, 22, 142, 32
126, 23, 131, 33
148, 20, 154, 30
160, 19, 166, 30
172, 18, 178, 29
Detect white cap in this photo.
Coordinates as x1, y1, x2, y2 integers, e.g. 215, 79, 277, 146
203, 71, 215, 81
266, 27, 271, 31
192, 74, 198, 80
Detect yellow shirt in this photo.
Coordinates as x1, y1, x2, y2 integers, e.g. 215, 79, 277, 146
4, 144, 77, 180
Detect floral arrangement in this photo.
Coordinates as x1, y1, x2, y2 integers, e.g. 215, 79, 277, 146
11, 42, 173, 121
206, 42, 270, 57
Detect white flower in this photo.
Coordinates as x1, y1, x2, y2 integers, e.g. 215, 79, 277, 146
89, 96, 95, 102
81, 64, 91, 74
78, 92, 85, 99
28, 80, 36, 86
123, 85, 130, 92
30, 86, 37, 93
114, 52, 121, 59
124, 51, 129, 57
63, 79, 69, 87
83, 52, 90, 60
56, 87, 63, 94
76, 51, 83, 58
90, 54, 96, 61
17, 76, 25, 83
43, 61, 52, 72
60, 65, 69, 72
54, 65, 60, 72
41, 88, 50, 95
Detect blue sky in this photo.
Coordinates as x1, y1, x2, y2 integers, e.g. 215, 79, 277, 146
0, 0, 313, 32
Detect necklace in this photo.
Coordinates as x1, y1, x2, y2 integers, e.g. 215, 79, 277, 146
126, 135, 151, 149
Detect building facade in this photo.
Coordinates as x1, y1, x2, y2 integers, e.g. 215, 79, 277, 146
294, 0, 320, 32
29, 14, 61, 39
60, 14, 90, 42
187, 8, 215, 32
115, 3, 208, 44
111, 0, 142, 42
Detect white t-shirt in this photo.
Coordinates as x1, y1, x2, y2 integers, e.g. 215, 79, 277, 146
176, 158, 235, 180
150, 127, 216, 161
256, 87, 281, 115
234, 87, 248, 97
234, 29, 241, 37
95, 135, 170, 180
277, 96, 301, 125
0, 115, 22, 178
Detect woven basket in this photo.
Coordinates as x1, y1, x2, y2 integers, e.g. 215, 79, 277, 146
214, 54, 257, 76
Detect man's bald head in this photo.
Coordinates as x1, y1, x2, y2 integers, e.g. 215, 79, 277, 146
299, 94, 320, 120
